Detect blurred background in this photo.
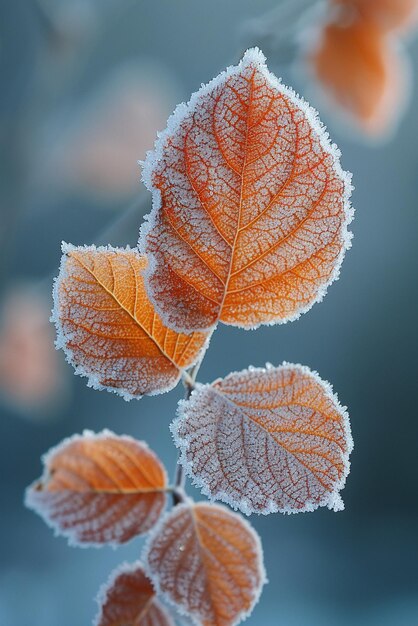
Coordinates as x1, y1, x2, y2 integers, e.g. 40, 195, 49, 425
1, 0, 418, 624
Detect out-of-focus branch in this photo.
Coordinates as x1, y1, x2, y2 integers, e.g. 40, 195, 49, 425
35, 191, 150, 299
238, 0, 323, 65
95, 192, 150, 248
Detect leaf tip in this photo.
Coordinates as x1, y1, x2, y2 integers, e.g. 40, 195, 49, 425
240, 46, 267, 69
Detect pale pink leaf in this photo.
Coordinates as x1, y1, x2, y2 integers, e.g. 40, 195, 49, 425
172, 363, 353, 514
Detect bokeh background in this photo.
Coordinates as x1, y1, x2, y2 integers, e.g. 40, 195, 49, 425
1, 1, 418, 625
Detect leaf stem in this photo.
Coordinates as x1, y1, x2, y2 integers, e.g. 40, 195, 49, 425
172, 360, 202, 506
181, 370, 196, 390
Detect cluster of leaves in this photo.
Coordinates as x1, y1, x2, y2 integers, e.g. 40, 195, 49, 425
310, 0, 418, 135
26, 49, 354, 626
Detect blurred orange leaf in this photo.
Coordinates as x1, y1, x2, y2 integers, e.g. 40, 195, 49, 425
146, 501, 265, 626
36, 62, 180, 202
53, 245, 209, 399
140, 48, 352, 333
172, 363, 352, 514
95, 562, 174, 626
0, 286, 67, 414
332, 0, 418, 32
26, 430, 168, 546
311, 14, 408, 135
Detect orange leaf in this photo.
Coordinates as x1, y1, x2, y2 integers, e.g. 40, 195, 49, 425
25, 430, 168, 546
332, 0, 418, 33
0, 285, 67, 413
172, 364, 352, 515
140, 48, 352, 332
53, 244, 209, 399
310, 16, 408, 135
95, 562, 174, 626
145, 502, 265, 626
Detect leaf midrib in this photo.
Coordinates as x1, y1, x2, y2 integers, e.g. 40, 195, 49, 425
210, 384, 335, 491
71, 252, 180, 371
190, 506, 247, 626
216, 70, 255, 319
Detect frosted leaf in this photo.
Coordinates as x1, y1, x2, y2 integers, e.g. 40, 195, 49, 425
172, 363, 353, 515
309, 12, 409, 136
144, 501, 266, 626
140, 47, 353, 332
95, 561, 174, 626
25, 430, 168, 546
52, 244, 209, 400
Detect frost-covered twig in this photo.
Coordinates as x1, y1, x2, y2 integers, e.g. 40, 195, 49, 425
173, 361, 202, 505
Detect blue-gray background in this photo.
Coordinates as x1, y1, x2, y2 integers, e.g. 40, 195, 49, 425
1, 1, 418, 625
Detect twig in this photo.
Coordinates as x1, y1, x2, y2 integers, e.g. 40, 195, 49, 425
172, 359, 204, 505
